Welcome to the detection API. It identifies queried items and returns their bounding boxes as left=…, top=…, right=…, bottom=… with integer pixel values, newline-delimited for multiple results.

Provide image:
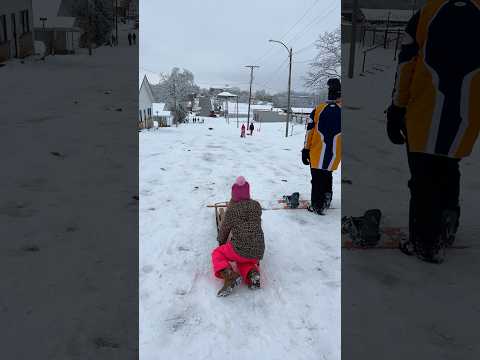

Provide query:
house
left=291, top=107, right=314, bottom=124
left=253, top=110, right=287, bottom=123
left=139, top=75, right=156, bottom=129
left=198, top=96, right=214, bottom=117
left=152, top=103, right=173, bottom=127
left=115, top=0, right=138, bottom=20
left=0, top=0, right=35, bottom=62
left=34, top=16, right=80, bottom=55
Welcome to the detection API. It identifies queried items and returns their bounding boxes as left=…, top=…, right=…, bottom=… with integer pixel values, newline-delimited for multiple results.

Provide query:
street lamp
left=269, top=39, right=293, bottom=138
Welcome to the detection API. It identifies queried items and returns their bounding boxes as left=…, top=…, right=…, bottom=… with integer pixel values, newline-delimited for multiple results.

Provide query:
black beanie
left=327, top=78, right=341, bottom=100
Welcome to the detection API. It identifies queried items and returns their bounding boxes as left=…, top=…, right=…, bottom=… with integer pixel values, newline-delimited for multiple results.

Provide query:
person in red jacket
left=241, top=124, right=246, bottom=138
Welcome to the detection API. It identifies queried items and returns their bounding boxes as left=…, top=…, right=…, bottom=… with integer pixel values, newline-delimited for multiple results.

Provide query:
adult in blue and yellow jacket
left=386, top=0, right=480, bottom=262
left=302, top=78, right=342, bottom=214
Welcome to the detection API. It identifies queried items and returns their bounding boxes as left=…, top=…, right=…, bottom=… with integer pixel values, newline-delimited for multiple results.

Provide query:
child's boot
left=217, top=268, right=242, bottom=297
left=247, top=269, right=261, bottom=290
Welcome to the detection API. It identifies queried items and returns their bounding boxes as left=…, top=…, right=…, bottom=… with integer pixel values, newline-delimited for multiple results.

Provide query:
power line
left=286, top=1, right=338, bottom=45
left=256, top=58, right=289, bottom=90
left=250, top=0, right=322, bottom=65
left=252, top=1, right=338, bottom=72
left=279, top=0, right=321, bottom=41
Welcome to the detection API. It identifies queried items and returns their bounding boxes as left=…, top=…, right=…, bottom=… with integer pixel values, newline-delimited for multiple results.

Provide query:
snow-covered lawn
left=139, top=119, right=341, bottom=360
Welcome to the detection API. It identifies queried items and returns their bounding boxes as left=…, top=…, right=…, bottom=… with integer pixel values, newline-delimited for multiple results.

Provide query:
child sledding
left=211, top=176, right=265, bottom=297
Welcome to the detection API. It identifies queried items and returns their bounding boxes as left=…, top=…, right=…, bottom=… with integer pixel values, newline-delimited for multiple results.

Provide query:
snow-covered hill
left=139, top=119, right=341, bottom=360
left=342, top=44, right=480, bottom=359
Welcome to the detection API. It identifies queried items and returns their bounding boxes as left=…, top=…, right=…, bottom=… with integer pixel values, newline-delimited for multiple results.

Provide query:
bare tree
left=304, top=27, right=341, bottom=89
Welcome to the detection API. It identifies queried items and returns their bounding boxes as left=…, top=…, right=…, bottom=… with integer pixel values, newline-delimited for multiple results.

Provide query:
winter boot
left=414, top=236, right=446, bottom=264
left=247, top=269, right=261, bottom=290
left=284, top=192, right=300, bottom=209
left=442, top=208, right=460, bottom=247
left=399, top=238, right=415, bottom=256
left=217, top=268, right=242, bottom=297
left=359, top=209, right=382, bottom=247
left=324, top=192, right=332, bottom=209
left=307, top=204, right=325, bottom=215
left=341, top=210, right=381, bottom=247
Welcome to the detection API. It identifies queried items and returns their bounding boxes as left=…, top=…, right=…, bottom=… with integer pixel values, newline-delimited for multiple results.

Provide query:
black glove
left=386, top=104, right=407, bottom=145
left=302, top=149, right=310, bottom=165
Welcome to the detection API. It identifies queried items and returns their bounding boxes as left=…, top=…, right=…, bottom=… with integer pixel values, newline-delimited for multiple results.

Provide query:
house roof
left=217, top=91, right=238, bottom=98
left=139, top=75, right=156, bottom=102
left=291, top=107, right=314, bottom=114
left=139, top=71, right=162, bottom=90
left=154, top=111, right=172, bottom=117
left=360, top=8, right=414, bottom=23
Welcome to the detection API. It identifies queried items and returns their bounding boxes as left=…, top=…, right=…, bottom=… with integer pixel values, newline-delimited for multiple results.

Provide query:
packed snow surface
left=139, top=119, right=341, bottom=360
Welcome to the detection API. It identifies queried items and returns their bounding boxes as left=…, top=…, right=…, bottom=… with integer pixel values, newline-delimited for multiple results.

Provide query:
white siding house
left=152, top=103, right=173, bottom=127
left=139, top=75, right=156, bottom=129
left=0, top=0, right=35, bottom=62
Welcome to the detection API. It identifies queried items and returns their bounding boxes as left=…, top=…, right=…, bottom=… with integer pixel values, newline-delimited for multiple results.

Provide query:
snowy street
left=1, top=22, right=138, bottom=358
left=139, top=119, right=341, bottom=360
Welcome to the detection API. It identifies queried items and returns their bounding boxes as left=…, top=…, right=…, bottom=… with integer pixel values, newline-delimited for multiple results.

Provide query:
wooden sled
left=209, top=202, right=228, bottom=233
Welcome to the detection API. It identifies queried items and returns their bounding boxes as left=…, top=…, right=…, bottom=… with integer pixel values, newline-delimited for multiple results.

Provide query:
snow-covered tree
left=73, top=0, right=113, bottom=47
left=154, top=68, right=199, bottom=124
left=304, top=27, right=341, bottom=89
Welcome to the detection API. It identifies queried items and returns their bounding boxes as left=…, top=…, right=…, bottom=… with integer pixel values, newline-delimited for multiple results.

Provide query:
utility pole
left=245, top=65, right=260, bottom=129
left=348, top=0, right=359, bottom=78
left=268, top=39, right=292, bottom=137
left=286, top=47, right=293, bottom=137
left=87, top=0, right=92, bottom=55
left=115, top=0, right=119, bottom=46
left=173, top=80, right=177, bottom=127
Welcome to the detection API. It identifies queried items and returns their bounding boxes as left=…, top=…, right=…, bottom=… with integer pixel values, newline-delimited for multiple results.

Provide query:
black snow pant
left=407, top=152, right=460, bottom=246
left=311, top=168, right=333, bottom=209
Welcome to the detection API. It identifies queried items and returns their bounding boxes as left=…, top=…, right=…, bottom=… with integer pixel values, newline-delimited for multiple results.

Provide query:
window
left=20, top=10, right=30, bottom=34
left=0, top=15, right=6, bottom=43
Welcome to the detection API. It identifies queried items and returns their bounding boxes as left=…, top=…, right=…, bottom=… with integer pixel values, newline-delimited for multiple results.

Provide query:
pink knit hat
left=231, top=176, right=250, bottom=202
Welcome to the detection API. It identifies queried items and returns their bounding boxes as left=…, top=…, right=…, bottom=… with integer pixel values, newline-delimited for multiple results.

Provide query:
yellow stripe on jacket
left=393, top=0, right=480, bottom=159
left=304, top=102, right=341, bottom=171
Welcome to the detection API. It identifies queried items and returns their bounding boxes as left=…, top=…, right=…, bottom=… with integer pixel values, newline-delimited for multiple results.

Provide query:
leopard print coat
left=217, top=199, right=265, bottom=260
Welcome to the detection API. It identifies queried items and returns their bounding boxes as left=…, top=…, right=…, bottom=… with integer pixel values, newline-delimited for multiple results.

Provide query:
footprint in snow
left=142, top=265, right=154, bottom=274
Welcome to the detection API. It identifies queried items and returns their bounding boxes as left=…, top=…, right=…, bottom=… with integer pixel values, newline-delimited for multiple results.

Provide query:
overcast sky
left=140, top=0, right=340, bottom=93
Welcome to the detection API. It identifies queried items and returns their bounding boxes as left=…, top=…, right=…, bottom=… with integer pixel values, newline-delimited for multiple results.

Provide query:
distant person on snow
left=249, top=122, right=254, bottom=135
left=386, top=1, right=480, bottom=263
left=128, top=33, right=132, bottom=46
left=302, top=78, right=342, bottom=215
left=212, top=176, right=265, bottom=297
left=241, top=124, right=246, bottom=138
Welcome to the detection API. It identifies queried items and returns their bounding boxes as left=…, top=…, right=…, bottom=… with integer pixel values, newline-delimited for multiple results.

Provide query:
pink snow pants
left=211, top=242, right=260, bottom=285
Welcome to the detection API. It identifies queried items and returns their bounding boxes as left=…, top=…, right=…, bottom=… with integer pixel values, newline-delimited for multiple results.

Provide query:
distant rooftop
left=361, top=8, right=414, bottom=22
